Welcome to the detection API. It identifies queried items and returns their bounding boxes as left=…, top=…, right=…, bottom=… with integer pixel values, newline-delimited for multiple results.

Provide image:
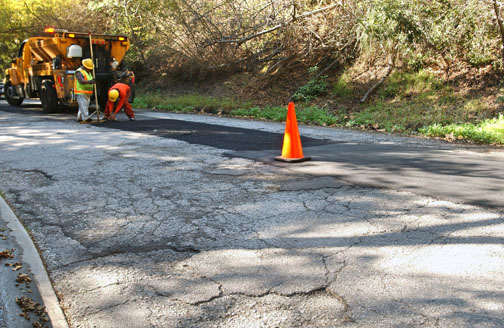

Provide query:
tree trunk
left=493, top=0, right=504, bottom=63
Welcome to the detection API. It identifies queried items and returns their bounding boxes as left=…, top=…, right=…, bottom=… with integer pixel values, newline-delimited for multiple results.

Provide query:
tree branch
left=360, top=63, right=394, bottom=104
left=493, top=0, right=504, bottom=63
left=212, top=3, right=340, bottom=46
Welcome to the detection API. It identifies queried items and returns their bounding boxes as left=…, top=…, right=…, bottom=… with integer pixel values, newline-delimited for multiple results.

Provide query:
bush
left=133, top=91, right=250, bottom=113
left=419, top=114, right=504, bottom=144
left=292, top=66, right=328, bottom=102
left=332, top=74, right=353, bottom=99
left=231, top=105, right=339, bottom=126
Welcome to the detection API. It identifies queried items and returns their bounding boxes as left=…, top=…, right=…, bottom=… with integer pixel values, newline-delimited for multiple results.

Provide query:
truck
left=3, top=28, right=134, bottom=113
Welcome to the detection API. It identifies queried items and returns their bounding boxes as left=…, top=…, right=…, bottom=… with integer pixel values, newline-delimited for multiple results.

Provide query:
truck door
left=15, top=41, right=27, bottom=84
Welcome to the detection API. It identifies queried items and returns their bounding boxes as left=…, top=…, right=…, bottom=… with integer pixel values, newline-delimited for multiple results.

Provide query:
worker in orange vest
left=104, top=83, right=135, bottom=121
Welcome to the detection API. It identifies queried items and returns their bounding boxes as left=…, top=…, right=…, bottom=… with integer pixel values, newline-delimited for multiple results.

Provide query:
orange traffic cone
left=275, top=102, right=311, bottom=163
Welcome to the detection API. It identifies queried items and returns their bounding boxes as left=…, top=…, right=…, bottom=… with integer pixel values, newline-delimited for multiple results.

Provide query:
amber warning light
left=44, top=27, right=68, bottom=34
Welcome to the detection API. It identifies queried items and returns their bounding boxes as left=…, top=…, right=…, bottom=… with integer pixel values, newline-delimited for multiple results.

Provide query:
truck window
left=17, top=40, right=27, bottom=58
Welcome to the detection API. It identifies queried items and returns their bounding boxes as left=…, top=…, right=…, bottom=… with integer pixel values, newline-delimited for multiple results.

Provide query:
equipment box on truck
left=4, top=28, right=134, bottom=112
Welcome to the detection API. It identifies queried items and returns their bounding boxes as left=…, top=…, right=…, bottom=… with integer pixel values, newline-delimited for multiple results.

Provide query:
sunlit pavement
left=0, top=100, right=503, bottom=327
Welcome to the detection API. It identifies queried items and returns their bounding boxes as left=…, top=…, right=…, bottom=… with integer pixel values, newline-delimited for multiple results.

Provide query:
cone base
left=275, top=156, right=311, bottom=163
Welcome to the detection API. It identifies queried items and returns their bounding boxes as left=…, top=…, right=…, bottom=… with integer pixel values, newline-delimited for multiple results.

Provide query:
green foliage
left=466, top=50, right=494, bottom=68
left=332, top=74, right=353, bottom=99
left=231, top=105, right=340, bottom=126
left=133, top=91, right=250, bottom=113
left=231, top=107, right=287, bottom=121
left=292, top=67, right=328, bottom=102
left=419, top=115, right=504, bottom=144
left=378, top=70, right=446, bottom=99
left=296, top=107, right=339, bottom=126
left=356, top=0, right=498, bottom=70
left=406, top=52, right=426, bottom=72
left=342, top=70, right=495, bottom=136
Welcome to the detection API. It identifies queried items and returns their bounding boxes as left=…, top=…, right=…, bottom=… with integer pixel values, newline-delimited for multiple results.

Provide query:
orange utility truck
left=3, top=28, right=134, bottom=113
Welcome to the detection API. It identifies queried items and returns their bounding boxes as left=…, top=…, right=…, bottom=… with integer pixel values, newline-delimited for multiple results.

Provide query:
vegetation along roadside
left=133, top=67, right=504, bottom=145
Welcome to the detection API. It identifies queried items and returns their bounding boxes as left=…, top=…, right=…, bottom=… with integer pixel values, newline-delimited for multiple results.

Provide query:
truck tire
left=40, top=80, right=59, bottom=113
left=4, top=81, right=24, bottom=106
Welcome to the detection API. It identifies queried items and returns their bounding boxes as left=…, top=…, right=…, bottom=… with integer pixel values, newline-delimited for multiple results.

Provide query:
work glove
left=87, top=79, right=96, bottom=84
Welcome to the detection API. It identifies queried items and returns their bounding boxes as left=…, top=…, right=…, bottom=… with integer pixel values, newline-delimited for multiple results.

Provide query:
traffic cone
left=275, top=102, right=311, bottom=163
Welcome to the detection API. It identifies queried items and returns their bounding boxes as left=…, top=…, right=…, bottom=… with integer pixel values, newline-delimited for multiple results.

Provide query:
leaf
left=16, top=273, right=32, bottom=285
left=445, top=133, right=455, bottom=142
left=12, top=262, right=23, bottom=271
left=0, top=249, right=14, bottom=259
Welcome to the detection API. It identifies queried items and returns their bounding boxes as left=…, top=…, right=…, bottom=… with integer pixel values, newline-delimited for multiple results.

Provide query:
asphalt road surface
left=102, top=108, right=504, bottom=209
left=1, top=99, right=503, bottom=328
left=3, top=100, right=504, bottom=210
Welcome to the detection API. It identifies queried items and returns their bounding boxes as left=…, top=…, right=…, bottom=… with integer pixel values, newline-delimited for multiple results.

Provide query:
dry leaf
left=17, top=273, right=32, bottom=285
left=12, top=262, right=23, bottom=271
left=0, top=249, right=14, bottom=259
left=445, top=133, right=455, bottom=142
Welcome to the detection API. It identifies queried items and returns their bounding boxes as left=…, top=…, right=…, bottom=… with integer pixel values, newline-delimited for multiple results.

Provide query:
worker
left=104, top=83, right=135, bottom=121
left=74, top=58, right=95, bottom=122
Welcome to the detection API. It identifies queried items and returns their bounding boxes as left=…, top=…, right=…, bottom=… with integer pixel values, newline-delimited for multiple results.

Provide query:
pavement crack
left=84, top=299, right=130, bottom=317
left=22, top=169, right=56, bottom=181
left=329, top=291, right=355, bottom=323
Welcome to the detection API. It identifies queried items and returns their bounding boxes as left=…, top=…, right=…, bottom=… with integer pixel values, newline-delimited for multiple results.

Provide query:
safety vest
left=74, top=68, right=93, bottom=94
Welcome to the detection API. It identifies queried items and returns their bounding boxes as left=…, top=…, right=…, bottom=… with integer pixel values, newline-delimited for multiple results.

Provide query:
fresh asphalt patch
left=97, top=117, right=504, bottom=209
left=97, top=118, right=335, bottom=151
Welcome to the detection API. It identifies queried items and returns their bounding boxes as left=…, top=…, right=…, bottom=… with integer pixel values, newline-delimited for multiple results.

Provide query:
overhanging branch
left=212, top=3, right=340, bottom=46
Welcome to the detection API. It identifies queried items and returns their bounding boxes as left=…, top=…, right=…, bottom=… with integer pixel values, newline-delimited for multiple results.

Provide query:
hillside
left=132, top=55, right=504, bottom=144
left=2, top=0, right=504, bottom=143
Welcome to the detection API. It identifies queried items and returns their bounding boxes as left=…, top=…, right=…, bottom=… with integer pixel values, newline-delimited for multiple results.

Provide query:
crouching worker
left=104, top=83, right=135, bottom=121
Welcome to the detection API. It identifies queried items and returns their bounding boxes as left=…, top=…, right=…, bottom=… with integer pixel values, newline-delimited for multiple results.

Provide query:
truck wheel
left=40, top=80, right=59, bottom=113
left=4, top=81, right=24, bottom=106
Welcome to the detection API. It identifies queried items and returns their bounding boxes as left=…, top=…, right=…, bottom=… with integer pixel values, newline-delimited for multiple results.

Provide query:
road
left=1, top=99, right=504, bottom=327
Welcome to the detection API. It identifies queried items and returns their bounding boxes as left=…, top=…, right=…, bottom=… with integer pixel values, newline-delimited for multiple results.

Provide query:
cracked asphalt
left=1, top=102, right=504, bottom=327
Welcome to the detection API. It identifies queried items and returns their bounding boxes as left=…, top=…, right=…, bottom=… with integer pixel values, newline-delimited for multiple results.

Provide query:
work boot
left=129, top=117, right=135, bottom=121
